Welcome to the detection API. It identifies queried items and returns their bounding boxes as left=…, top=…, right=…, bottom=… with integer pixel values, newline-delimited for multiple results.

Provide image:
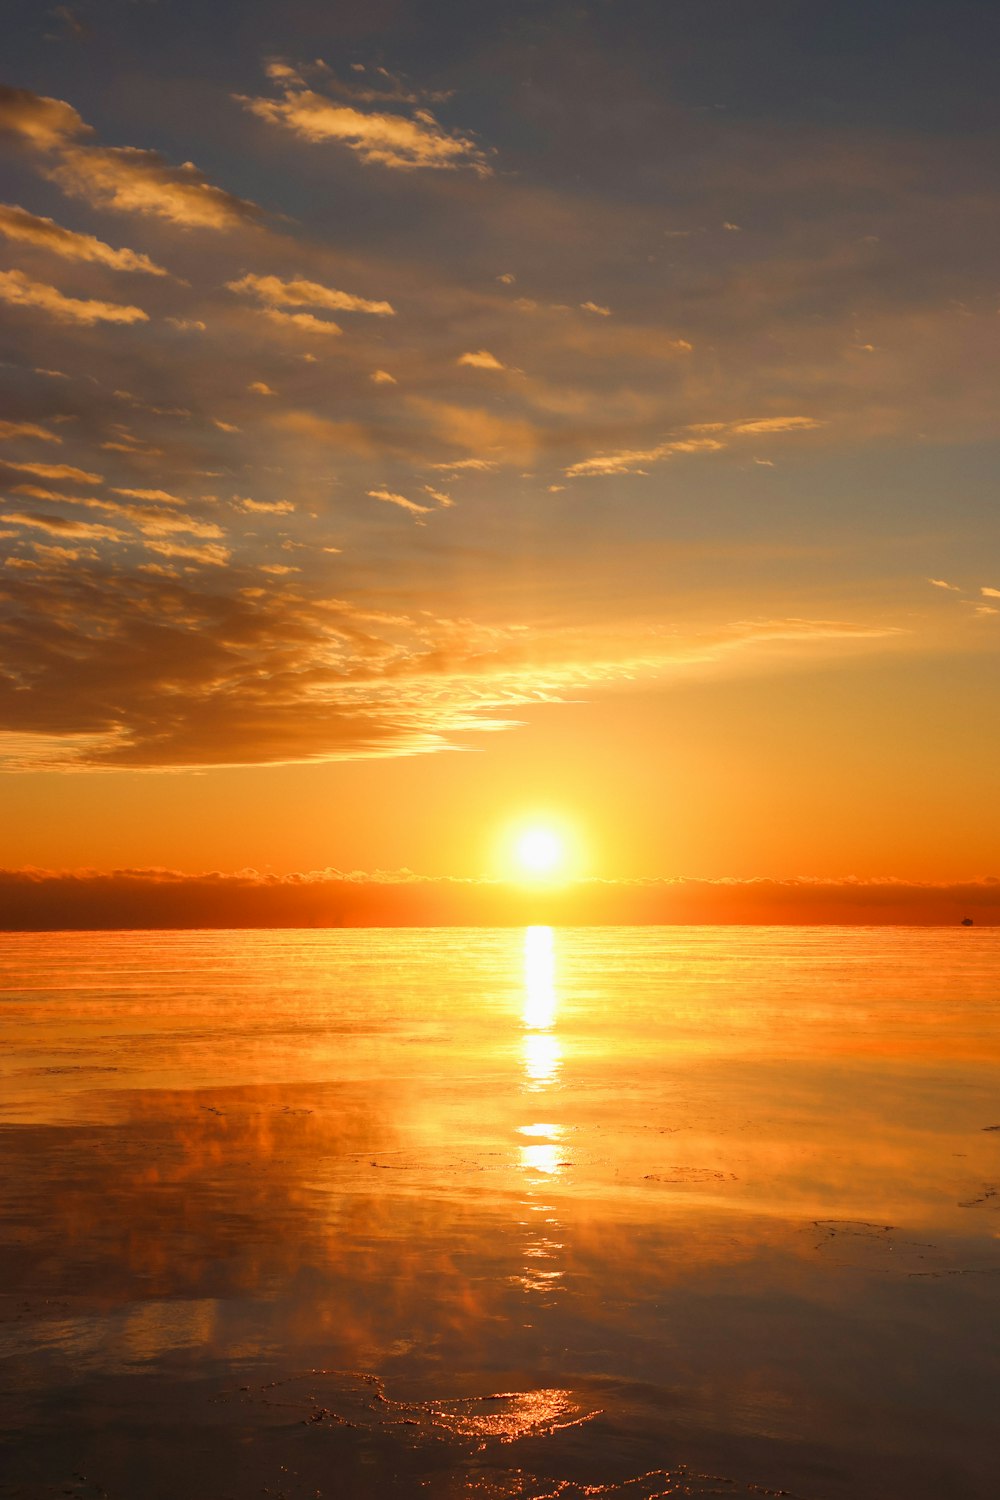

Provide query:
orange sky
left=1, top=1, right=999, bottom=914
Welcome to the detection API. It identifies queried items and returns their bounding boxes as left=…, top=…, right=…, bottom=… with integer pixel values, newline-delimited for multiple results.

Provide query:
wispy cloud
left=0, top=268, right=148, bottom=325
left=0, top=202, right=169, bottom=275
left=3, top=510, right=124, bottom=541
left=47, top=145, right=263, bottom=229
left=0, top=419, right=61, bottom=444
left=142, top=538, right=231, bottom=566
left=112, top=488, right=185, bottom=506
left=2, top=459, right=102, bottom=483
left=237, top=497, right=295, bottom=514
left=565, top=436, right=724, bottom=478
left=367, top=487, right=432, bottom=517
left=238, top=78, right=492, bottom=175
left=566, top=418, right=822, bottom=477
left=457, top=349, right=506, bottom=370
left=226, top=271, right=394, bottom=317
left=256, top=307, right=343, bottom=336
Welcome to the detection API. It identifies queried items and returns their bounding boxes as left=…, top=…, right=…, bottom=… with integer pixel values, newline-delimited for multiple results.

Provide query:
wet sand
left=1, top=926, right=999, bottom=1498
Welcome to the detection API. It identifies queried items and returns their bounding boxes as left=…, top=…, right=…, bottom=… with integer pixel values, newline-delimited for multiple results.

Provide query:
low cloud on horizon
left=1, top=867, right=996, bottom=930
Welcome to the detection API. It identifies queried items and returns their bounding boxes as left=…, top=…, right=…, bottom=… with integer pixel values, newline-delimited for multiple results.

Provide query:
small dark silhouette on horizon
left=961, top=917, right=974, bottom=926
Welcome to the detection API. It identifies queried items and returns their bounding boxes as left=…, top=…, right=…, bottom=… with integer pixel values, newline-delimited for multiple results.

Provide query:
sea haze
left=1, top=927, right=999, bottom=1499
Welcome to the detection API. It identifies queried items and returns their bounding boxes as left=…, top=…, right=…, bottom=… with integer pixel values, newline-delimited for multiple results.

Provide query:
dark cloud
left=0, top=867, right=996, bottom=929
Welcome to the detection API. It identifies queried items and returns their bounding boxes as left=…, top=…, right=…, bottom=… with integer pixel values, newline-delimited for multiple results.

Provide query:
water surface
left=1, top=927, right=999, bottom=1498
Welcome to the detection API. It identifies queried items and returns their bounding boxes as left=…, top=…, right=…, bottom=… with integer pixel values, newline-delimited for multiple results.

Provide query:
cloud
left=1, top=868, right=997, bottom=930
left=565, top=418, right=823, bottom=477
left=565, top=436, right=724, bottom=478
left=367, top=487, right=432, bottom=517
left=0, top=202, right=169, bottom=275
left=730, top=416, right=823, bottom=435
left=237, top=497, right=295, bottom=514
left=929, top=578, right=961, bottom=591
left=2, top=459, right=102, bottom=483
left=371, top=369, right=396, bottom=384
left=142, top=539, right=231, bottom=566
left=248, top=381, right=276, bottom=396
left=427, top=458, right=497, bottom=472
left=0, top=268, right=148, bottom=326
left=46, top=145, right=263, bottom=230
left=0, top=84, right=90, bottom=150
left=2, top=510, right=124, bottom=541
left=270, top=410, right=372, bottom=454
left=0, top=420, right=60, bottom=444
left=112, top=488, right=185, bottom=506
left=457, top=350, right=506, bottom=370
left=407, top=398, right=537, bottom=463
left=257, top=307, right=343, bottom=336
left=422, top=486, right=454, bottom=508
left=77, top=498, right=224, bottom=539
left=226, top=272, right=394, bottom=317
left=166, top=317, right=206, bottom=332
left=580, top=301, right=611, bottom=316
left=238, top=85, right=492, bottom=175
left=982, top=587, right=1000, bottom=599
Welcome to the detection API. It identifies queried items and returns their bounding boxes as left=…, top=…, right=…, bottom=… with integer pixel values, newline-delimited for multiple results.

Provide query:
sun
left=514, top=827, right=565, bottom=879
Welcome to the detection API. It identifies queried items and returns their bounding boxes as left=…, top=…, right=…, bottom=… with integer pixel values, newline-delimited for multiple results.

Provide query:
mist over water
left=2, top=927, right=999, bottom=1498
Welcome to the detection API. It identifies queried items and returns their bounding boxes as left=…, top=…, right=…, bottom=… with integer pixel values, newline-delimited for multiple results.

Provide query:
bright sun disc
left=516, top=828, right=564, bottom=877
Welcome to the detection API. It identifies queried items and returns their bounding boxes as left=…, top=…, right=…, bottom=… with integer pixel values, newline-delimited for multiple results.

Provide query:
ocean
left=1, top=926, right=999, bottom=1499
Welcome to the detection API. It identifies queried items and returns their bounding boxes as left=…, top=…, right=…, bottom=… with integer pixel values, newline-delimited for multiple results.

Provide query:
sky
left=1, top=0, right=999, bottom=919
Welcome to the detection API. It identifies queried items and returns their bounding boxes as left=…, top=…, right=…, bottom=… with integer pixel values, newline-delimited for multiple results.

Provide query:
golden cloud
left=3, top=511, right=124, bottom=541
left=257, top=307, right=342, bottom=336
left=270, top=410, right=373, bottom=454
left=3, top=459, right=103, bottom=483
left=367, top=487, right=432, bottom=517
left=731, top=416, right=824, bottom=435
left=227, top=271, right=394, bottom=317
left=238, top=87, right=492, bottom=175
left=565, top=436, right=723, bottom=478
left=457, top=350, right=506, bottom=370
left=112, top=488, right=185, bottom=506
left=238, top=497, right=295, bottom=514
left=565, top=417, right=823, bottom=477
left=47, top=145, right=263, bottom=229
left=0, top=420, right=60, bottom=444
left=142, top=538, right=231, bottom=566
left=407, top=398, right=537, bottom=463
left=0, top=268, right=148, bottom=325
left=0, top=202, right=169, bottom=275
left=0, top=85, right=90, bottom=150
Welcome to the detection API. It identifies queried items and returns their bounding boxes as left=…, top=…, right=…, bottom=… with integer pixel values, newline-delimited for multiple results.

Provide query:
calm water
left=1, top=927, right=999, bottom=1499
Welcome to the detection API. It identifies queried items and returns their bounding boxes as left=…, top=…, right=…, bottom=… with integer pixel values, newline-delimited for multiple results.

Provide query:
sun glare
left=516, top=828, right=564, bottom=877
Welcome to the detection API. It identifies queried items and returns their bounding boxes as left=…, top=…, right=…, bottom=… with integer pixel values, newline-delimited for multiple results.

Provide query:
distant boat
left=961, top=917, right=974, bottom=926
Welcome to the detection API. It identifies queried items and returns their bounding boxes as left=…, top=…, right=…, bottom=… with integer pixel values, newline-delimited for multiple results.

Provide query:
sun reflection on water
left=521, top=925, right=561, bottom=1090
left=515, top=927, right=568, bottom=1297
left=522, top=925, right=557, bottom=1031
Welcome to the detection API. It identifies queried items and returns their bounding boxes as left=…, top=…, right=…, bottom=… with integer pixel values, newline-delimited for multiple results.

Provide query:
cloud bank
left=0, top=868, right=996, bottom=930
